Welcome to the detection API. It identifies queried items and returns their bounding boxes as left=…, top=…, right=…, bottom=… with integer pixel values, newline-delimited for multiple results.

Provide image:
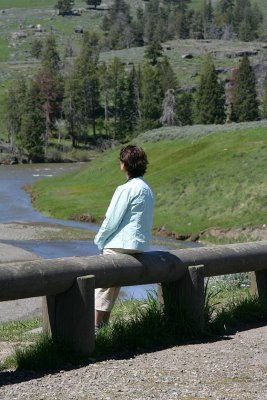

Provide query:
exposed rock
left=235, top=50, right=258, bottom=57
left=189, top=233, right=200, bottom=242
left=74, top=26, right=83, bottom=34
left=201, top=225, right=267, bottom=241
left=71, top=214, right=96, bottom=223
left=215, top=67, right=227, bottom=74
left=182, top=54, right=193, bottom=59
left=12, top=31, right=27, bottom=40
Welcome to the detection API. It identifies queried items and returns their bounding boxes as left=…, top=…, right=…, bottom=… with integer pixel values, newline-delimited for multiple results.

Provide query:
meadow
left=30, top=123, right=267, bottom=241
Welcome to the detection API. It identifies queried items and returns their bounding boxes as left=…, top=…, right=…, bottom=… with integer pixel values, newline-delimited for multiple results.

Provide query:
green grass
left=0, top=318, right=41, bottom=341
left=209, top=295, right=267, bottom=334
left=1, top=283, right=266, bottom=370
left=0, top=0, right=75, bottom=9
left=31, top=125, right=267, bottom=238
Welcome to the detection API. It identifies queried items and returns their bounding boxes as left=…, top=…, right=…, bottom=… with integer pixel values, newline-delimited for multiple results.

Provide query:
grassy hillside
left=31, top=124, right=267, bottom=240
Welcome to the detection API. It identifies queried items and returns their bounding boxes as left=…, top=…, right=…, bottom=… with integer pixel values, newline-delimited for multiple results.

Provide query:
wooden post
left=43, top=275, right=95, bottom=356
left=250, top=270, right=267, bottom=300
left=159, top=265, right=205, bottom=334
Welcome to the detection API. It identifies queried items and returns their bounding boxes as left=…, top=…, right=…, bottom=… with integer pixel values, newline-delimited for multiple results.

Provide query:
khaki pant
left=95, top=248, right=141, bottom=312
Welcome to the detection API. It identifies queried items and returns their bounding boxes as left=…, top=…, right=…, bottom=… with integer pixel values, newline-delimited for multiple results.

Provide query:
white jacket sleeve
left=94, top=186, right=130, bottom=250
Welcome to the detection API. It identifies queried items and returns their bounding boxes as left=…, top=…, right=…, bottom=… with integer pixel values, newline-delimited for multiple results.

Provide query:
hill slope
left=31, top=124, right=267, bottom=243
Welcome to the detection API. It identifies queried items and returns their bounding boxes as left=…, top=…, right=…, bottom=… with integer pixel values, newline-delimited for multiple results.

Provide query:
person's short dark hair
left=119, top=145, right=148, bottom=178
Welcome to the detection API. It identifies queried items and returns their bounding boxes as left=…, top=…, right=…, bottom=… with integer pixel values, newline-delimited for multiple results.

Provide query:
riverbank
left=30, top=127, right=267, bottom=244
left=0, top=222, right=94, bottom=241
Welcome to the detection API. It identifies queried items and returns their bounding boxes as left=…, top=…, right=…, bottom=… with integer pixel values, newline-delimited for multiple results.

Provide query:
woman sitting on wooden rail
left=94, top=145, right=154, bottom=331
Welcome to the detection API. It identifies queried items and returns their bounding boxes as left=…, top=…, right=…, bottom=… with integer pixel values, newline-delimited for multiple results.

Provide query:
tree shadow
left=2, top=321, right=266, bottom=387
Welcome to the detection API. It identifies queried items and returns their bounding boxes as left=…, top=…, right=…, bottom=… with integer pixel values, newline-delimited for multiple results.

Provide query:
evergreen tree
left=156, top=57, right=178, bottom=93
left=103, top=0, right=133, bottom=49
left=194, top=56, right=226, bottom=124
left=108, top=58, right=126, bottom=139
left=139, top=63, right=164, bottom=130
left=113, top=75, right=128, bottom=139
left=263, top=76, right=267, bottom=119
left=75, top=33, right=101, bottom=137
left=5, top=79, right=27, bottom=150
left=41, top=35, right=61, bottom=72
left=124, top=66, right=140, bottom=134
left=232, top=0, right=263, bottom=41
left=230, top=54, right=259, bottom=122
left=63, top=71, right=85, bottom=148
left=163, top=0, right=191, bottom=13
left=176, top=9, right=191, bottom=38
left=177, top=91, right=193, bottom=125
left=79, top=31, right=100, bottom=67
left=30, top=38, right=43, bottom=59
left=20, top=82, right=45, bottom=162
left=55, top=0, right=74, bottom=15
left=86, top=0, right=101, bottom=9
left=202, top=0, right=216, bottom=38
left=143, top=0, right=165, bottom=44
left=35, top=67, right=64, bottom=149
left=98, top=62, right=111, bottom=136
left=144, top=40, right=163, bottom=66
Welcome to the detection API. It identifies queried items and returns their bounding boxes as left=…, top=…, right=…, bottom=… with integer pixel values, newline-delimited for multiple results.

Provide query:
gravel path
left=1, top=228, right=266, bottom=399
left=0, top=326, right=266, bottom=400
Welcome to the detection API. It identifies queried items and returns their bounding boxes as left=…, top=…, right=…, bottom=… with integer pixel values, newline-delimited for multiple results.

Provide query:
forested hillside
left=0, top=0, right=267, bottom=163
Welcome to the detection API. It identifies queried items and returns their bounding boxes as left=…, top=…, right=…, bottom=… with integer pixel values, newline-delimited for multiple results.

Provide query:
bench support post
left=159, top=265, right=205, bottom=334
left=250, top=270, right=267, bottom=300
left=42, top=275, right=95, bottom=356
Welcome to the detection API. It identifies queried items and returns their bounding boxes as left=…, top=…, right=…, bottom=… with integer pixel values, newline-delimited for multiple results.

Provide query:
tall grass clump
left=209, top=295, right=267, bottom=335
left=95, top=290, right=203, bottom=357
left=1, top=285, right=266, bottom=370
left=10, top=334, right=85, bottom=371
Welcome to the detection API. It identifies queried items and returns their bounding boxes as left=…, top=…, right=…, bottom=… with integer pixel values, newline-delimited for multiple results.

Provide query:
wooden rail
left=0, top=241, right=267, bottom=356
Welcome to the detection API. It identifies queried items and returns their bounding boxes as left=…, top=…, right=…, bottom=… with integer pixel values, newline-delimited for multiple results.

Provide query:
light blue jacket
left=94, top=177, right=154, bottom=251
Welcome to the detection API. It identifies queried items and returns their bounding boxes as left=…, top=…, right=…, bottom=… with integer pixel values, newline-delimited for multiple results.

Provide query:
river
left=0, top=163, right=195, bottom=321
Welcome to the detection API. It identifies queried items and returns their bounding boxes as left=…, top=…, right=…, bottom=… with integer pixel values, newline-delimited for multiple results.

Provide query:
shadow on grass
left=0, top=293, right=266, bottom=385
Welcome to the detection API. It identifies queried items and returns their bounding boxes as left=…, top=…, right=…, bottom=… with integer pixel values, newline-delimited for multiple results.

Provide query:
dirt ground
left=0, top=325, right=266, bottom=400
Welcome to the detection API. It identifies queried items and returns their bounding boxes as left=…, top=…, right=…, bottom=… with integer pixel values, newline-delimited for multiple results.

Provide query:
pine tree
left=156, top=57, right=178, bottom=93
left=30, top=38, right=43, bottom=59
left=98, top=62, right=111, bottom=136
left=20, top=82, right=45, bottom=162
left=232, top=0, right=263, bottom=41
left=41, top=35, right=61, bottom=72
left=124, top=66, right=140, bottom=134
left=75, top=34, right=101, bottom=137
left=177, top=91, right=193, bottom=125
left=55, top=0, right=74, bottom=15
left=103, top=0, right=132, bottom=49
left=35, top=67, right=64, bottom=150
left=144, top=40, right=163, bottom=65
left=63, top=71, right=85, bottom=148
left=5, top=79, right=27, bottom=150
left=230, top=54, right=259, bottom=122
left=263, top=76, right=267, bottom=119
left=113, top=75, right=128, bottom=139
left=86, top=0, right=101, bottom=9
left=108, top=58, right=125, bottom=139
left=194, top=56, right=226, bottom=124
left=139, top=63, right=164, bottom=130
left=79, top=31, right=100, bottom=67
